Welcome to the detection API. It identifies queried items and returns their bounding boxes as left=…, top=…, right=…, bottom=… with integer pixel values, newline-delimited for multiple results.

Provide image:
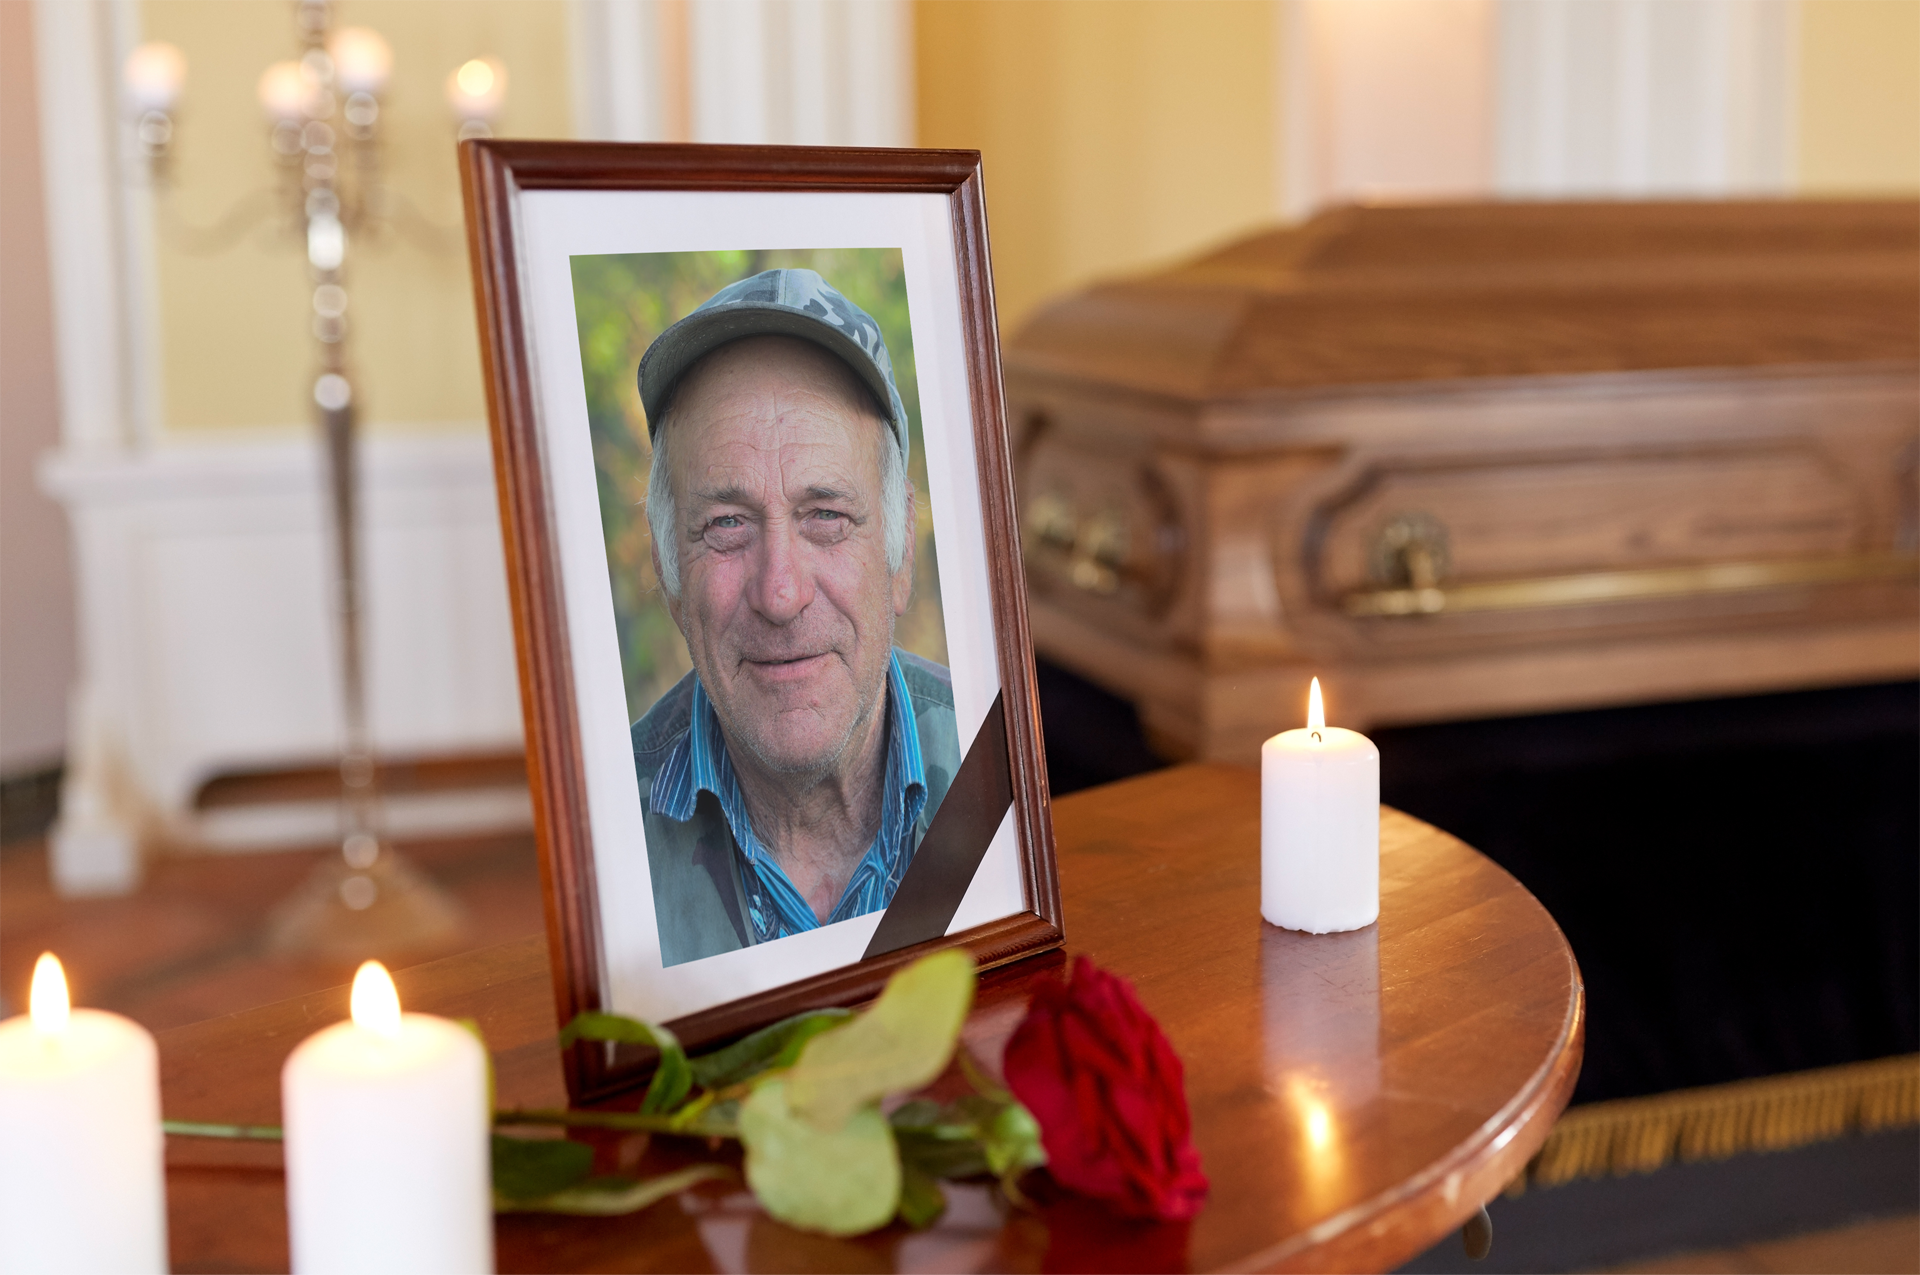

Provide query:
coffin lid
left=1005, top=200, right=1920, bottom=404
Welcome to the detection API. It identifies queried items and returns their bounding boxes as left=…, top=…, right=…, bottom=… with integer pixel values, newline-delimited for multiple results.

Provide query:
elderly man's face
left=660, top=336, right=913, bottom=777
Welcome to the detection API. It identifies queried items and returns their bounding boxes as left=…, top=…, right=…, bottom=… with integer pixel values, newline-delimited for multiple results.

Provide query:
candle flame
left=257, top=59, right=316, bottom=121
left=328, top=27, right=392, bottom=95
left=350, top=960, right=402, bottom=1040
left=447, top=57, right=507, bottom=121
left=1307, top=677, right=1325, bottom=733
left=455, top=58, right=495, bottom=98
left=30, top=952, right=69, bottom=1035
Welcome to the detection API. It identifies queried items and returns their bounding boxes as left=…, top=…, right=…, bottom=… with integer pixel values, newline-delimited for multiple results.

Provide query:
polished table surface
left=160, top=763, right=1583, bottom=1273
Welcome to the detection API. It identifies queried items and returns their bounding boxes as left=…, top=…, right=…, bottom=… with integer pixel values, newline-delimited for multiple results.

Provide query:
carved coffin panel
left=1317, top=449, right=1865, bottom=597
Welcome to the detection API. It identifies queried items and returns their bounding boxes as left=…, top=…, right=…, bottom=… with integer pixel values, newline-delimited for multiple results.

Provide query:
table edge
left=1242, top=925, right=1586, bottom=1273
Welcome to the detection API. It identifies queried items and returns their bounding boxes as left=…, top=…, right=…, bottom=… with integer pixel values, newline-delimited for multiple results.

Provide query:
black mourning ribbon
left=863, top=691, right=1013, bottom=959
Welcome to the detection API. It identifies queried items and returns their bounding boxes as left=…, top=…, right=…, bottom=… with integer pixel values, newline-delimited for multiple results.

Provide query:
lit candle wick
left=29, top=952, right=69, bottom=1036
left=1308, top=676, right=1325, bottom=744
left=350, top=961, right=403, bottom=1041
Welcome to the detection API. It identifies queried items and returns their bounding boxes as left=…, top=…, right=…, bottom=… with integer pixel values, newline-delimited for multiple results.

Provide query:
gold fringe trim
left=1513, top=1054, right=1920, bottom=1195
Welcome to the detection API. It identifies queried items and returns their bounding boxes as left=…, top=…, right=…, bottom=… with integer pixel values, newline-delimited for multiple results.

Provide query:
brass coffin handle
left=1343, top=552, right=1920, bottom=618
left=1024, top=492, right=1131, bottom=596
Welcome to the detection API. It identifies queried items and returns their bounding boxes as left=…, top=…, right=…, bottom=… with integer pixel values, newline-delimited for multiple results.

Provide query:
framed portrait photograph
left=460, top=142, right=1061, bottom=1101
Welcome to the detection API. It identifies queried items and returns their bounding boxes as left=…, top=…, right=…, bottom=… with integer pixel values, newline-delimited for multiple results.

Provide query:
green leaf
left=493, top=1164, right=732, bottom=1216
left=558, top=1012, right=693, bottom=1114
left=739, top=1079, right=901, bottom=1237
left=493, top=1101, right=743, bottom=1140
left=671, top=1096, right=741, bottom=1138
left=889, top=1094, right=1038, bottom=1180
left=491, top=1135, right=593, bottom=1201
left=897, top=1163, right=947, bottom=1229
left=161, top=1120, right=283, bottom=1141
left=494, top=1107, right=685, bottom=1136
left=894, top=1128, right=990, bottom=1181
left=688, top=1008, right=853, bottom=1090
left=982, top=1101, right=1047, bottom=1180
left=887, top=1099, right=945, bottom=1131
left=958, top=1048, right=1012, bottom=1103
left=786, top=950, right=975, bottom=1131
left=886, top=1089, right=1045, bottom=1189
left=889, top=1094, right=1004, bottom=1131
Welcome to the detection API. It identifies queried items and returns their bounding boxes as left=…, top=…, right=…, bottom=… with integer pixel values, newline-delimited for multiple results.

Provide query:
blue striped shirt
left=648, top=652, right=928, bottom=943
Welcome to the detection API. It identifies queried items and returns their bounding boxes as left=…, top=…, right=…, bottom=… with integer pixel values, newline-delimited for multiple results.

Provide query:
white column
left=786, top=0, right=834, bottom=145
left=1726, top=0, right=1798, bottom=190
left=570, top=0, right=669, bottom=142
left=1614, top=0, right=1654, bottom=193
left=573, top=0, right=912, bottom=149
left=33, top=0, right=155, bottom=894
left=844, top=0, right=912, bottom=148
left=682, top=0, right=911, bottom=148
left=33, top=0, right=142, bottom=455
left=691, top=0, right=770, bottom=144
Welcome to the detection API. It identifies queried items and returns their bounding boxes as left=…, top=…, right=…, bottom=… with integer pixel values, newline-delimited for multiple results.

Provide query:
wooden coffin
left=1005, top=200, right=1920, bottom=761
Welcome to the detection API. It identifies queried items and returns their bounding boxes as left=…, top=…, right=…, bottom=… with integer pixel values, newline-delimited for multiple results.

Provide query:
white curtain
left=1282, top=0, right=1798, bottom=215
left=1498, top=0, right=1797, bottom=196
left=571, top=0, right=913, bottom=148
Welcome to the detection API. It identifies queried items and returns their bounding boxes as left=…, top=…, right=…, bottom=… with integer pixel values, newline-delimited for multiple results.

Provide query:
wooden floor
left=1600, top=1213, right=1919, bottom=1274
left=0, top=831, right=545, bottom=1030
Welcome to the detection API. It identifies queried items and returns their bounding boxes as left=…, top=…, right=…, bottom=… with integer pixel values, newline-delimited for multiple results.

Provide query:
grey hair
left=646, top=410, right=908, bottom=599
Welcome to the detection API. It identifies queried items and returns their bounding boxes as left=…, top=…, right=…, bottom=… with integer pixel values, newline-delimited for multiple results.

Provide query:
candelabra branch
left=148, top=187, right=287, bottom=256
left=377, top=190, right=467, bottom=256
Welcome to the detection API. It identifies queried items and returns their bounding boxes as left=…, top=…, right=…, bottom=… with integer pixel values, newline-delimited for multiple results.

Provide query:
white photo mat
left=516, top=189, right=1025, bottom=1024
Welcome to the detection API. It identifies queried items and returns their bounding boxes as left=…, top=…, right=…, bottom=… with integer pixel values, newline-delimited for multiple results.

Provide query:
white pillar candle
left=0, top=953, right=167, bottom=1274
left=282, top=961, right=493, bottom=1275
left=1262, top=678, right=1380, bottom=934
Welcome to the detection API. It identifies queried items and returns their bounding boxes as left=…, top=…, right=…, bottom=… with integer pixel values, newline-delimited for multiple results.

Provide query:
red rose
left=1002, top=955, right=1209, bottom=1221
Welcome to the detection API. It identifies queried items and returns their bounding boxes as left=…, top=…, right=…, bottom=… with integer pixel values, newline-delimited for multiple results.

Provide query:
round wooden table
left=159, top=763, right=1582, bottom=1273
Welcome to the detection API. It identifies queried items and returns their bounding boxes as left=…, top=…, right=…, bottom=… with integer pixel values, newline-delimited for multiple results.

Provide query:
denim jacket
left=630, top=649, right=960, bottom=967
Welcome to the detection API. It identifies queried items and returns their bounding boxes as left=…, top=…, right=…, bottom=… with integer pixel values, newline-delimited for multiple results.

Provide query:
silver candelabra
left=126, top=0, right=507, bottom=959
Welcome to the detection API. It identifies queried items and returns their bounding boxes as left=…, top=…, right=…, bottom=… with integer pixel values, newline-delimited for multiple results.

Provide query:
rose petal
left=1002, top=957, right=1210, bottom=1223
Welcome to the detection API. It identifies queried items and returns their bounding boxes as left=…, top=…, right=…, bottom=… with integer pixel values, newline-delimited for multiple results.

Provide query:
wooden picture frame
left=459, top=141, right=1062, bottom=1104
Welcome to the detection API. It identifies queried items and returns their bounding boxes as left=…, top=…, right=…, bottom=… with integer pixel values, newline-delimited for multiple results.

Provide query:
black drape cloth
left=1375, top=680, right=1918, bottom=1104
left=1037, top=662, right=1918, bottom=1107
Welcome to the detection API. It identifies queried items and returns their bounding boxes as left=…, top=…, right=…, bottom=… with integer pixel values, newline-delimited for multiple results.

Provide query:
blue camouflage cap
left=637, top=268, right=909, bottom=462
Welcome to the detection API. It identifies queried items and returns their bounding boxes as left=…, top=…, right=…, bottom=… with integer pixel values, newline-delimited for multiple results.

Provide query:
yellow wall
left=142, top=0, right=571, bottom=434
left=1797, top=0, right=1920, bottom=193
left=917, top=0, right=1280, bottom=338
left=140, top=0, right=1916, bottom=435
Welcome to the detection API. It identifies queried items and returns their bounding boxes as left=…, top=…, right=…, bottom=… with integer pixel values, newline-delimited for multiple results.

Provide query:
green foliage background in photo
left=569, top=248, right=948, bottom=725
